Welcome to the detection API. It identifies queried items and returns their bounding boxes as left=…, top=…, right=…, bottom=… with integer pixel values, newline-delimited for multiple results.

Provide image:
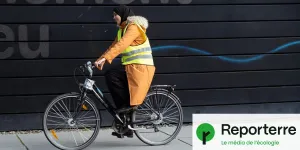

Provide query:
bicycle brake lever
left=86, top=61, right=93, bottom=77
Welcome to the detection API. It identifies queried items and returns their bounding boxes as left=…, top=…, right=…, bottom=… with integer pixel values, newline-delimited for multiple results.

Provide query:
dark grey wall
left=1, top=0, right=300, bottom=131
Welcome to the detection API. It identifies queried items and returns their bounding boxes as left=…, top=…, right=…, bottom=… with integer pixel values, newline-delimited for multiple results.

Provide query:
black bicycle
left=42, top=61, right=183, bottom=150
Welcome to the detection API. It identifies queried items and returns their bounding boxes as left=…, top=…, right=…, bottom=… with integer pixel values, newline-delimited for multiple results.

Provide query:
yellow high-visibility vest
left=117, top=22, right=154, bottom=65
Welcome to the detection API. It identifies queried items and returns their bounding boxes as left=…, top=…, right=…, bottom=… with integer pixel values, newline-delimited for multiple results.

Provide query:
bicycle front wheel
left=43, top=92, right=101, bottom=150
left=132, top=90, right=183, bottom=146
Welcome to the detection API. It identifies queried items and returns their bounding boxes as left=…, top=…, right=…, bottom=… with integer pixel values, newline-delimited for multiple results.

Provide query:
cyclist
left=94, top=5, right=156, bottom=138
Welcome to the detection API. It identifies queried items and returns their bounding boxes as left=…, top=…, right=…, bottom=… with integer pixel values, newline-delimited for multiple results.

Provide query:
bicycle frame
left=72, top=61, right=160, bottom=126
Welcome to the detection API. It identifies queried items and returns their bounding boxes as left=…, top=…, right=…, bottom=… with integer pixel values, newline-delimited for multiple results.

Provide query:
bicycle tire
left=43, top=92, right=101, bottom=150
left=132, top=90, right=183, bottom=146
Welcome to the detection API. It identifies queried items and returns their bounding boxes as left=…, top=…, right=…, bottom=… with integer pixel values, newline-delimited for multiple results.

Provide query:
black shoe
left=111, top=130, right=133, bottom=138
left=112, top=132, right=124, bottom=138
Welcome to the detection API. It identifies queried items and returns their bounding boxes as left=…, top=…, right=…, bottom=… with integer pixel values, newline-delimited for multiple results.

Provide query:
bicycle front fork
left=72, top=88, right=87, bottom=121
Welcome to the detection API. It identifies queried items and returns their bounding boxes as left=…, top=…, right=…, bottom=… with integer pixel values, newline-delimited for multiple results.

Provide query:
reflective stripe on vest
left=122, top=47, right=152, bottom=56
left=123, top=54, right=153, bottom=62
left=117, top=22, right=154, bottom=65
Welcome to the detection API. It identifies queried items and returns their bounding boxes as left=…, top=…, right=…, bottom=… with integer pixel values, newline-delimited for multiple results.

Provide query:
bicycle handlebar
left=84, top=61, right=96, bottom=78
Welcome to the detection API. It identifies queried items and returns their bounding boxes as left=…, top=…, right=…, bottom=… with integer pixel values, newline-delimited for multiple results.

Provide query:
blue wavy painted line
left=152, top=40, right=300, bottom=63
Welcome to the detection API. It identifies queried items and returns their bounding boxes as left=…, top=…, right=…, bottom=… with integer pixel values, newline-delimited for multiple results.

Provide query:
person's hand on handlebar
left=94, top=57, right=106, bottom=70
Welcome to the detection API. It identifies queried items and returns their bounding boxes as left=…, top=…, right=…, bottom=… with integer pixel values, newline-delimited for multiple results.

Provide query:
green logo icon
left=196, top=123, right=215, bottom=145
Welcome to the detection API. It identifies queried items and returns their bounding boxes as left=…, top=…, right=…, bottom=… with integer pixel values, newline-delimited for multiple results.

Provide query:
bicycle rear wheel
left=43, top=92, right=101, bottom=150
left=132, top=90, right=183, bottom=146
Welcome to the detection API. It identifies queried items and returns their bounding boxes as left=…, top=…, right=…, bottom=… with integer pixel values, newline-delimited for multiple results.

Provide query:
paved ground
left=0, top=125, right=192, bottom=150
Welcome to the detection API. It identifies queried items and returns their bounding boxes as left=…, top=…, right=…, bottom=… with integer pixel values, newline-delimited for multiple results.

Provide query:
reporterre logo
left=196, top=123, right=215, bottom=145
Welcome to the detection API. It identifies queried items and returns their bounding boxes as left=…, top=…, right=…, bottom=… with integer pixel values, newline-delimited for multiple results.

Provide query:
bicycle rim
left=43, top=93, right=101, bottom=150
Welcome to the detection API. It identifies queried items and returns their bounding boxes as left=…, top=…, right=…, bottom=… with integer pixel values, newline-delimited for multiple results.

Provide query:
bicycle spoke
left=77, top=118, right=100, bottom=122
left=145, top=97, right=153, bottom=110
left=77, top=123, right=97, bottom=127
left=76, top=106, right=92, bottom=120
left=47, top=123, right=67, bottom=126
left=76, top=122, right=95, bottom=132
left=158, top=94, right=166, bottom=112
left=137, top=105, right=151, bottom=116
left=164, top=109, right=178, bottom=118
left=162, top=103, right=176, bottom=115
left=48, top=111, right=67, bottom=120
left=161, top=99, right=171, bottom=114
left=53, top=105, right=68, bottom=120
left=164, top=116, right=179, bottom=121
left=74, top=125, right=89, bottom=143
left=57, top=101, right=69, bottom=117
left=161, top=121, right=177, bottom=127
left=76, top=124, right=92, bottom=138
left=47, top=119, right=65, bottom=124
left=49, top=109, right=66, bottom=120
left=68, top=98, right=71, bottom=113
left=73, top=98, right=76, bottom=116
left=48, top=114, right=66, bottom=120
left=70, top=128, right=78, bottom=146
left=144, top=102, right=153, bottom=111
left=162, top=100, right=174, bottom=114
left=61, top=99, right=72, bottom=118
left=135, top=113, right=151, bottom=117
left=163, top=118, right=178, bottom=124
left=78, top=115, right=96, bottom=120
left=164, top=117, right=179, bottom=124
left=164, top=115, right=179, bottom=121
left=154, top=91, right=159, bottom=111
left=136, top=110, right=151, bottom=116
left=48, top=124, right=69, bottom=131
left=164, top=106, right=178, bottom=114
